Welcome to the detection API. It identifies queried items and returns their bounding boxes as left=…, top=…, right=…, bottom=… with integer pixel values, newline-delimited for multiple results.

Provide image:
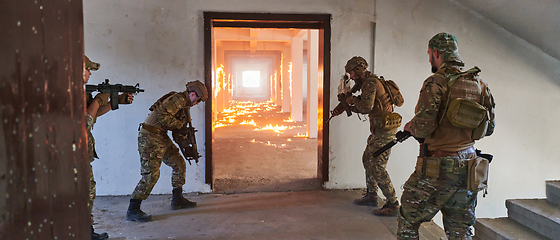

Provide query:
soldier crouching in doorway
left=126, top=80, right=208, bottom=222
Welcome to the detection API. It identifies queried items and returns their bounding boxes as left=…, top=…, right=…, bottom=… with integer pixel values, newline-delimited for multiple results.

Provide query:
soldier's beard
left=430, top=54, right=438, bottom=73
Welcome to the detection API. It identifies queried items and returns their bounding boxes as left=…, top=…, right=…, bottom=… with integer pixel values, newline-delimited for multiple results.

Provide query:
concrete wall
left=83, top=0, right=376, bottom=195
left=84, top=0, right=560, bottom=225
left=371, top=0, right=560, bottom=225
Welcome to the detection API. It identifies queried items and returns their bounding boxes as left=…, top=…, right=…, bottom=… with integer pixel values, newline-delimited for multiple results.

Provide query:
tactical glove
left=95, top=93, right=110, bottom=106
left=118, top=93, right=133, bottom=104
left=345, top=96, right=356, bottom=105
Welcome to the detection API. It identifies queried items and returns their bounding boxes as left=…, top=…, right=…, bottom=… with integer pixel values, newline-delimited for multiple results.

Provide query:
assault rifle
left=172, top=108, right=201, bottom=165
left=86, top=79, right=145, bottom=110
left=372, top=130, right=426, bottom=158
left=326, top=76, right=362, bottom=123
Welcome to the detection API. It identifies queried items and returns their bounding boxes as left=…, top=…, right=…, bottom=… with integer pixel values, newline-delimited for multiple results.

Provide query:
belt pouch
left=415, top=157, right=425, bottom=175
left=415, top=157, right=441, bottom=179
left=424, top=158, right=441, bottom=179
left=467, top=156, right=489, bottom=192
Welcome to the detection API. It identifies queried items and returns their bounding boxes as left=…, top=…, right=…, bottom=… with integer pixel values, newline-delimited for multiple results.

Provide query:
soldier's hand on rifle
left=118, top=93, right=134, bottom=104
left=403, top=122, right=412, bottom=133
left=94, top=93, right=110, bottom=106
left=176, top=126, right=189, bottom=136
left=331, top=107, right=344, bottom=116
left=346, top=96, right=357, bottom=105
left=337, top=93, right=346, bottom=102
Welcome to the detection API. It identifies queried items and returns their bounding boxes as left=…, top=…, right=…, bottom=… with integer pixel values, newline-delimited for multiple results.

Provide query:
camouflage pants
left=397, top=155, right=477, bottom=240
left=87, top=162, right=96, bottom=225
left=131, top=129, right=186, bottom=200
left=86, top=113, right=96, bottom=224
left=362, top=125, right=398, bottom=203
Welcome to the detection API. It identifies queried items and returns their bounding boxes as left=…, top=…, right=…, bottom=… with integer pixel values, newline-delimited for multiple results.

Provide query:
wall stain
left=411, top=1, right=423, bottom=24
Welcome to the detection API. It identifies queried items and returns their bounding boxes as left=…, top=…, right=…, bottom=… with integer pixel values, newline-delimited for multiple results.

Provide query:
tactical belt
left=428, top=147, right=475, bottom=157
left=140, top=123, right=166, bottom=135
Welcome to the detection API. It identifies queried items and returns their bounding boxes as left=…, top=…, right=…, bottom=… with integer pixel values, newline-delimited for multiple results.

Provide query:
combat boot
left=170, top=188, right=197, bottom=210
left=354, top=191, right=380, bottom=206
left=373, top=200, right=400, bottom=216
left=91, top=226, right=108, bottom=240
left=126, top=199, right=152, bottom=222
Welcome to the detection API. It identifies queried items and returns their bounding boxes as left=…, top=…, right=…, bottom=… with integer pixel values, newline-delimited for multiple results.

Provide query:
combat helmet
left=186, top=80, right=208, bottom=102
left=428, top=32, right=462, bottom=63
left=84, top=55, right=100, bottom=71
left=345, top=56, right=368, bottom=76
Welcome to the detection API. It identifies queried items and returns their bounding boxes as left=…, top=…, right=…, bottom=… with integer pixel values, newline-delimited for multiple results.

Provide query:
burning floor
left=213, top=101, right=320, bottom=193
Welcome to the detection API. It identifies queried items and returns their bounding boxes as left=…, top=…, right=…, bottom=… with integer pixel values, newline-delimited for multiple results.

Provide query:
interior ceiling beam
left=213, top=21, right=322, bottom=29
left=214, top=28, right=295, bottom=42
left=293, top=29, right=307, bottom=38
left=249, top=29, right=259, bottom=38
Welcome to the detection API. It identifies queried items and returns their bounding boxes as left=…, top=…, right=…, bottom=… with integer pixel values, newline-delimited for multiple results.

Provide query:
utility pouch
left=471, top=111, right=489, bottom=140
left=446, top=98, right=488, bottom=129
left=380, top=112, right=402, bottom=130
left=415, top=157, right=441, bottom=179
left=467, top=156, right=489, bottom=192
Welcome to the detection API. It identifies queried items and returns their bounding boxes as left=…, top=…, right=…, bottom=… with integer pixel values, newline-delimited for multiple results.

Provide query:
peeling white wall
left=84, top=0, right=560, bottom=226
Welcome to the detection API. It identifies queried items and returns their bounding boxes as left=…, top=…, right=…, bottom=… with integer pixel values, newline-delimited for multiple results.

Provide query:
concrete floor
left=93, top=189, right=446, bottom=240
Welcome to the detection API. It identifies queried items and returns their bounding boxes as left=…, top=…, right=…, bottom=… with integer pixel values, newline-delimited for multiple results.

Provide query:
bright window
left=242, top=71, right=260, bottom=88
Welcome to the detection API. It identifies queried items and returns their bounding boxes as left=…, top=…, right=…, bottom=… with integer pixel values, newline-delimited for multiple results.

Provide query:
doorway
left=204, top=12, right=331, bottom=192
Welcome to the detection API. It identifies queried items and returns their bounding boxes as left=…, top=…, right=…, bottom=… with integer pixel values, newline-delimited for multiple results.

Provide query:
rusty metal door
left=0, top=1, right=90, bottom=239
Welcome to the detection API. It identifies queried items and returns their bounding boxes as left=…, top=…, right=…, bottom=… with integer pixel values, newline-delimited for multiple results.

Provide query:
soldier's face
left=349, top=70, right=357, bottom=80
left=83, top=69, right=91, bottom=83
left=189, top=91, right=201, bottom=105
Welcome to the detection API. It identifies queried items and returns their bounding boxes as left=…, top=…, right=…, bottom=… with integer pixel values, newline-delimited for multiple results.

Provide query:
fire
left=215, top=100, right=308, bottom=149
left=295, top=132, right=308, bottom=138
left=214, top=122, right=229, bottom=128
left=254, top=124, right=288, bottom=133
left=240, top=119, right=256, bottom=126
left=215, top=64, right=224, bottom=98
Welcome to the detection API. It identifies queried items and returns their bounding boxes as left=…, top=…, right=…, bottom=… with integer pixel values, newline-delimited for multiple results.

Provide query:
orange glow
left=254, top=124, right=288, bottom=133
left=295, top=132, right=308, bottom=138
left=214, top=122, right=229, bottom=128
left=240, top=119, right=257, bottom=126
left=280, top=54, right=283, bottom=103
left=288, top=62, right=293, bottom=100
left=215, top=64, right=224, bottom=98
left=215, top=100, right=308, bottom=149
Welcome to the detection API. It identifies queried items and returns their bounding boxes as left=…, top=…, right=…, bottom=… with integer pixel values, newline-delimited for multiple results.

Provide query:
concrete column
left=281, top=44, right=291, bottom=112
left=306, top=30, right=319, bottom=139
left=291, top=36, right=304, bottom=121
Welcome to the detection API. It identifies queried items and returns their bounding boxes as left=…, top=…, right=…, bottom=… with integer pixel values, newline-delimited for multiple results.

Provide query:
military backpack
left=378, top=76, right=404, bottom=107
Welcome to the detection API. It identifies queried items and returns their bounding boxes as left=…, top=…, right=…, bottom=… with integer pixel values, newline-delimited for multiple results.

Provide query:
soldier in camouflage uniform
left=333, top=57, right=401, bottom=215
left=397, top=33, right=496, bottom=239
left=126, top=80, right=208, bottom=222
left=84, top=56, right=134, bottom=240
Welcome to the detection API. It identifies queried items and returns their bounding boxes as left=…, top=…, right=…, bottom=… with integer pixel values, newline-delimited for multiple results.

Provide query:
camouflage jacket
left=350, top=72, right=393, bottom=117
left=144, top=91, right=194, bottom=131
left=409, top=62, right=496, bottom=151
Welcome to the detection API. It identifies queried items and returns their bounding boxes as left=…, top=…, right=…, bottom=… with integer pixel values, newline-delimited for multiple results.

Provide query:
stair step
left=473, top=217, right=549, bottom=240
left=419, top=221, right=446, bottom=240
left=546, top=180, right=560, bottom=206
left=506, top=199, right=560, bottom=240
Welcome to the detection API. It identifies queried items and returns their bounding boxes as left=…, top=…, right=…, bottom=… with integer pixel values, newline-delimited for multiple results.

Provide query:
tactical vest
left=368, top=74, right=393, bottom=116
left=149, top=91, right=179, bottom=111
left=438, top=66, right=490, bottom=140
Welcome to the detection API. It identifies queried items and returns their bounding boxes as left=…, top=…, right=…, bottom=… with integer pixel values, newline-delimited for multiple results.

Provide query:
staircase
left=473, top=180, right=560, bottom=240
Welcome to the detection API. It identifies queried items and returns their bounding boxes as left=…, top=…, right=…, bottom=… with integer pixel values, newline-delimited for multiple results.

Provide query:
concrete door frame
left=203, top=12, right=332, bottom=189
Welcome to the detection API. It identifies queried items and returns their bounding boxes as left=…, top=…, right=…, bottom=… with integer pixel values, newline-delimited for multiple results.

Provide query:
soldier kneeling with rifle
left=126, top=80, right=208, bottom=222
